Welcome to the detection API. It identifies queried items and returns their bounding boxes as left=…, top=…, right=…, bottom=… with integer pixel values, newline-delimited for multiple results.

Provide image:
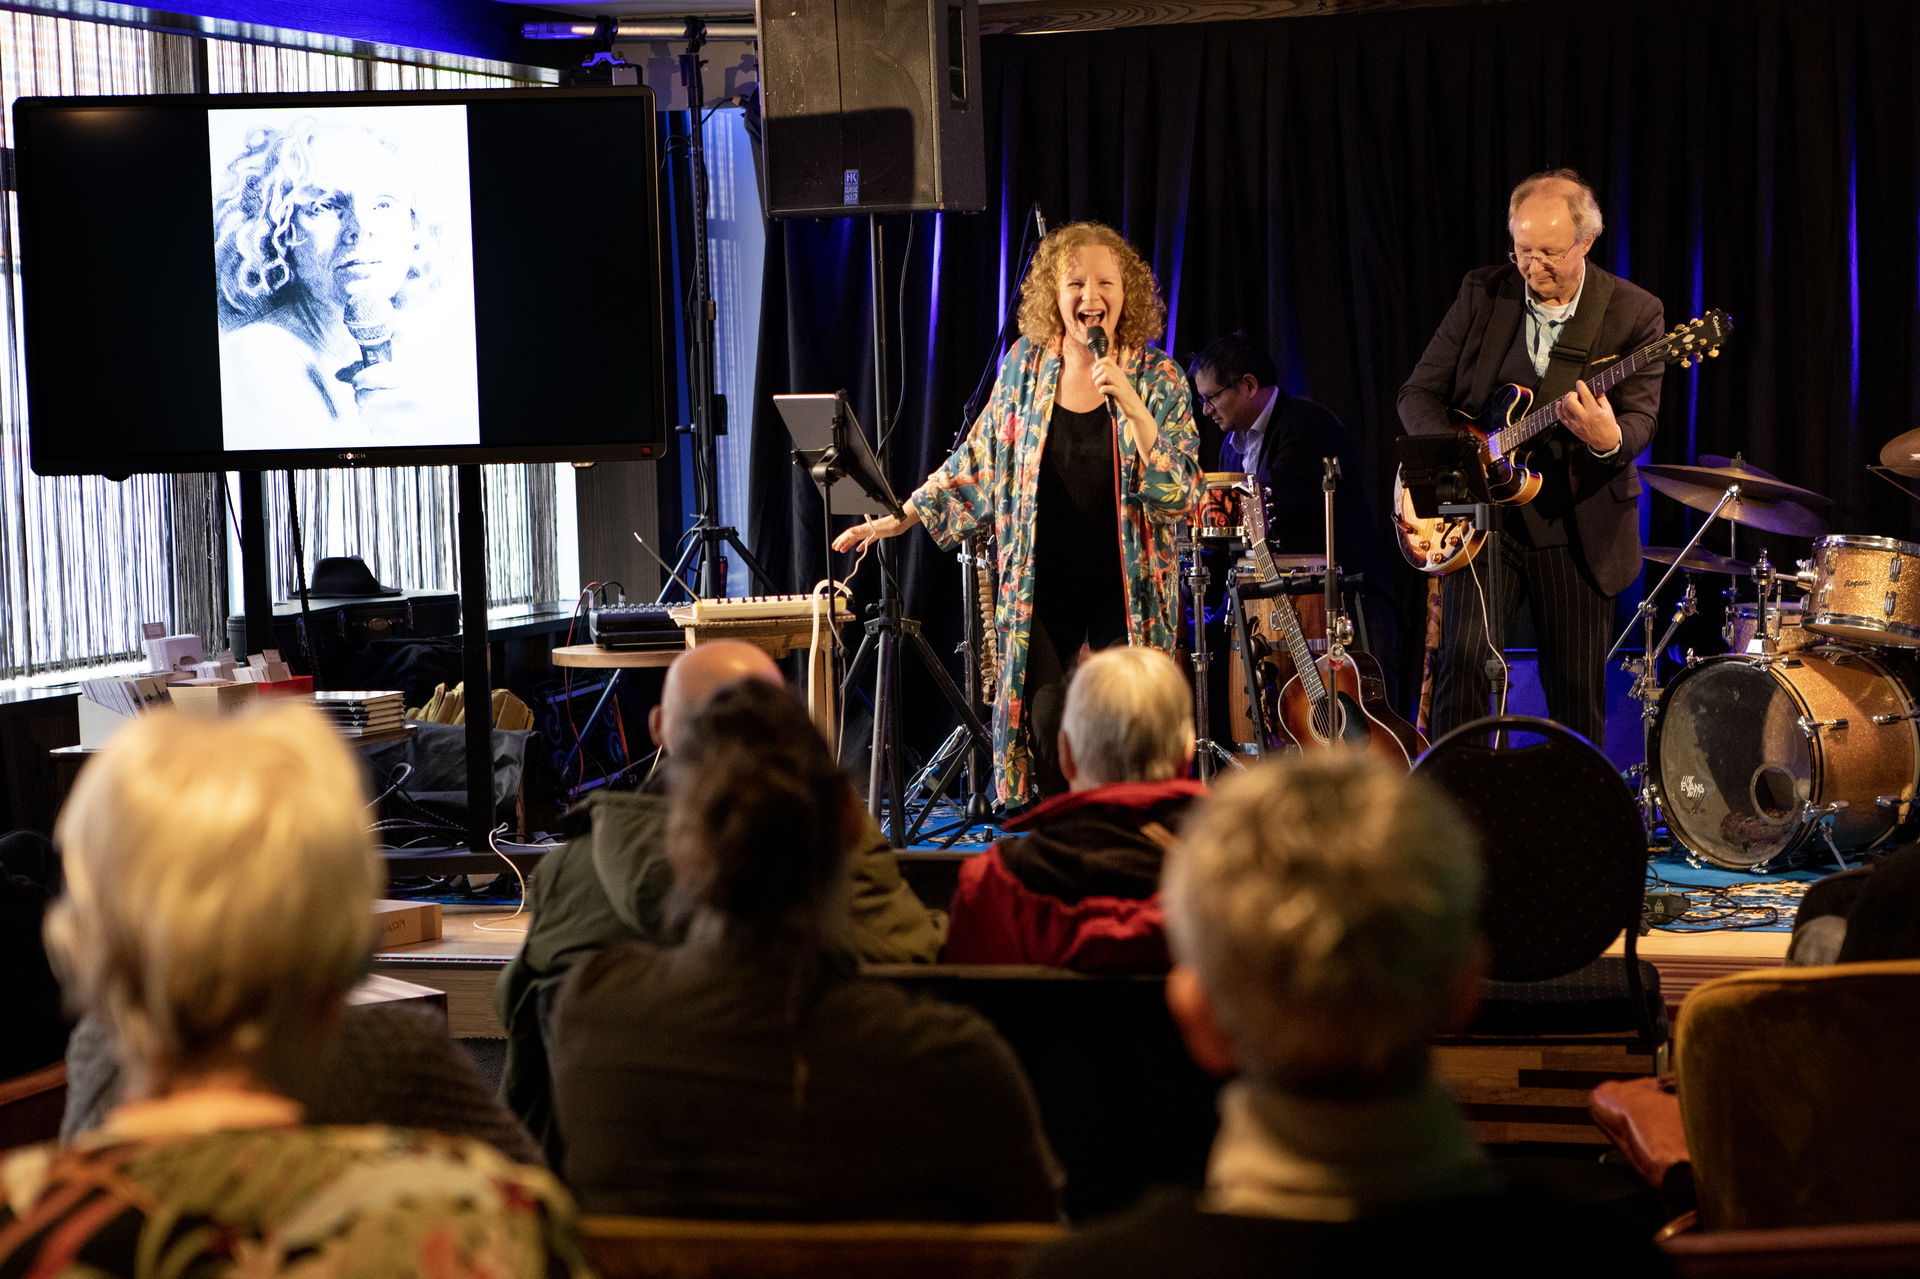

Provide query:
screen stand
left=456, top=464, right=496, bottom=860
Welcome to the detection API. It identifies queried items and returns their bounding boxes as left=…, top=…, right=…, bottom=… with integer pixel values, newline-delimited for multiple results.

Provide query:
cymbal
left=1640, top=462, right=1833, bottom=507
left=1642, top=471, right=1830, bottom=538
left=1879, top=428, right=1920, bottom=477
left=1699, top=454, right=1780, bottom=480
left=1643, top=545, right=1753, bottom=575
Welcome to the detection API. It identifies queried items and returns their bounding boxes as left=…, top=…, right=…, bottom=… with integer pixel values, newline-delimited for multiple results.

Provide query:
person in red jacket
left=944, top=645, right=1203, bottom=970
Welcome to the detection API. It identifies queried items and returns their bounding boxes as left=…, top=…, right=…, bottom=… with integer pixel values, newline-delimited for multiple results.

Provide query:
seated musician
left=496, top=638, right=942, bottom=1164
left=1189, top=333, right=1402, bottom=705
left=943, top=646, right=1203, bottom=970
left=545, top=678, right=1060, bottom=1221
left=1026, top=754, right=1665, bottom=1278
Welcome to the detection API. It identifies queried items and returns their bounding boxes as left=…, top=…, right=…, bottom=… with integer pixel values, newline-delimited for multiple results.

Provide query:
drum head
left=1654, top=658, right=1809, bottom=869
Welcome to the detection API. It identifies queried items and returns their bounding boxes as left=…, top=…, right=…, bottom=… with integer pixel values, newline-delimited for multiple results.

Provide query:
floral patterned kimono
left=910, top=336, right=1200, bottom=806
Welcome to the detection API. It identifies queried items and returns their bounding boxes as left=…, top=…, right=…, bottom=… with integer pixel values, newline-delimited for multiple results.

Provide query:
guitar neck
left=1494, top=343, right=1651, bottom=455
left=1245, top=531, right=1326, bottom=709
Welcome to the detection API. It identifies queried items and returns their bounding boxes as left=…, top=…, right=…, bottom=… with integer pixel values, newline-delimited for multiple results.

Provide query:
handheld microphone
left=343, top=297, right=395, bottom=367
left=1087, top=325, right=1108, bottom=359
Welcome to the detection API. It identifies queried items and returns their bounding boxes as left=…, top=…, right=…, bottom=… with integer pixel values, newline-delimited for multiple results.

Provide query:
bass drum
left=1651, top=648, right=1920, bottom=870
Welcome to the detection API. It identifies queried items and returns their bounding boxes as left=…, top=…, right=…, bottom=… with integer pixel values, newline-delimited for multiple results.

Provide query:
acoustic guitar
left=1394, top=309, right=1732, bottom=575
left=1239, top=484, right=1426, bottom=767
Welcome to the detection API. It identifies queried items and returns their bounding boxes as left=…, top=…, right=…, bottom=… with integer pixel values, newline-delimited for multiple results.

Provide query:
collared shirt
left=1522, top=270, right=1618, bottom=459
left=1225, top=386, right=1281, bottom=477
left=1522, top=273, right=1585, bottom=378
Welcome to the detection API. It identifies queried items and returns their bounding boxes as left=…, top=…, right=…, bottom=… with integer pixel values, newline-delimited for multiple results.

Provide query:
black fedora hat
left=301, top=556, right=401, bottom=598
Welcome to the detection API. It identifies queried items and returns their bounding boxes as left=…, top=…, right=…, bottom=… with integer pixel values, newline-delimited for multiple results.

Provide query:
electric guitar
left=1239, top=485, right=1425, bottom=766
left=1394, top=309, right=1732, bottom=575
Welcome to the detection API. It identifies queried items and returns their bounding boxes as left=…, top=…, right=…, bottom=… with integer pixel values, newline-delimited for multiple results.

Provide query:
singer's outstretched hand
left=832, top=509, right=920, bottom=554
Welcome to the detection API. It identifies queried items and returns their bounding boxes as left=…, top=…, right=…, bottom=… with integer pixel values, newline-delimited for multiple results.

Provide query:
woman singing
left=834, top=222, right=1199, bottom=806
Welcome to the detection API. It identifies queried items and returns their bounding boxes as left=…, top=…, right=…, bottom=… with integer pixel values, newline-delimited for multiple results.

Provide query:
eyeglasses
left=1194, top=382, right=1236, bottom=411
left=1508, top=245, right=1579, bottom=269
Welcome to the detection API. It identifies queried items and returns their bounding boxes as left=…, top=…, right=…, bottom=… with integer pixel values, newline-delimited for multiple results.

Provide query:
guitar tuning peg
left=1680, top=357, right=1693, bottom=368
left=1709, top=348, right=1720, bottom=357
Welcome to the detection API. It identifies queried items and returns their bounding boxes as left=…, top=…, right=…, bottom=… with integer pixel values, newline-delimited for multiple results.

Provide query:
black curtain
left=750, top=0, right=1920, bottom=763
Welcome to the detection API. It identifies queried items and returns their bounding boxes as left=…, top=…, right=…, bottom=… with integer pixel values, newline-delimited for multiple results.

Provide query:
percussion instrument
left=1651, top=646, right=1920, bottom=869
left=1643, top=545, right=1752, bottom=575
left=1191, top=472, right=1250, bottom=544
left=1728, top=599, right=1812, bottom=655
left=1640, top=468, right=1831, bottom=538
left=1804, top=534, right=1920, bottom=648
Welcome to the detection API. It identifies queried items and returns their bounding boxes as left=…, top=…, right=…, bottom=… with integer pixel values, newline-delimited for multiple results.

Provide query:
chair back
left=1415, top=716, right=1645, bottom=981
left=580, top=1216, right=1066, bottom=1279
left=1677, top=959, right=1920, bottom=1231
left=1662, top=1219, right=1920, bottom=1277
left=0, top=1061, right=68, bottom=1154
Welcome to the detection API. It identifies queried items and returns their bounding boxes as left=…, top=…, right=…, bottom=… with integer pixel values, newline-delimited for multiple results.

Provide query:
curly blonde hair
left=1016, top=221, right=1166, bottom=351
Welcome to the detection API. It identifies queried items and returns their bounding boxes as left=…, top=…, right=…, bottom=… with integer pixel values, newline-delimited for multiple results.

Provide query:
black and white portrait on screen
left=210, top=105, right=480, bottom=451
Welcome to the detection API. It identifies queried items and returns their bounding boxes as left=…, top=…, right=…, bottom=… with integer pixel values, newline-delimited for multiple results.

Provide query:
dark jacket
left=496, top=787, right=946, bottom=1161
left=547, top=919, right=1060, bottom=1221
left=1397, top=263, right=1665, bottom=597
left=943, top=779, right=1206, bottom=971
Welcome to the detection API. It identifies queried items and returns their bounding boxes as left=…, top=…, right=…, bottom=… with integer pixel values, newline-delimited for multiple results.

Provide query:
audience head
left=46, top=704, right=381, bottom=1096
left=1163, top=754, right=1484, bottom=1097
left=1059, top=646, right=1196, bottom=789
left=664, top=678, right=855, bottom=941
left=649, top=639, right=784, bottom=753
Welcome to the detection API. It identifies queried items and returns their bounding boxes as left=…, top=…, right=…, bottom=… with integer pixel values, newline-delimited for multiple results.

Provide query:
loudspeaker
left=755, top=0, right=987, bottom=217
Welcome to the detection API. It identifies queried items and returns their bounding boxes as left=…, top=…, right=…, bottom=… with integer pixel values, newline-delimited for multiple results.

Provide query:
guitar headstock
left=1236, top=482, right=1279, bottom=579
left=1659, top=309, right=1732, bottom=369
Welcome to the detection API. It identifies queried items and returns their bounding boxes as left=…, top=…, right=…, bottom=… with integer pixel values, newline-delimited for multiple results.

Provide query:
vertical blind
left=0, top=14, right=557, bottom=681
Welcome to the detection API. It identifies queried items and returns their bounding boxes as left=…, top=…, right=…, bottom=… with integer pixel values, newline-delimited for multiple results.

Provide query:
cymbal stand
left=1611, top=482, right=1741, bottom=838
left=1182, top=533, right=1238, bottom=779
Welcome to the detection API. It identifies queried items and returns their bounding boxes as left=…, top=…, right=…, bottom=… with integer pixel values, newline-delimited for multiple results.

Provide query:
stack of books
left=312, top=690, right=407, bottom=740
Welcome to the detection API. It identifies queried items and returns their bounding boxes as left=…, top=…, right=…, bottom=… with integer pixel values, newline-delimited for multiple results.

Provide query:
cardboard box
left=372, top=899, right=443, bottom=949
left=168, top=681, right=259, bottom=717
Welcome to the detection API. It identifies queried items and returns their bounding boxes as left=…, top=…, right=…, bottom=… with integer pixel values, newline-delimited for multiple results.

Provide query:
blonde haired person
left=1026, top=754, right=1663, bottom=1278
left=0, top=704, right=589, bottom=1279
left=943, top=646, right=1202, bottom=970
left=832, top=221, right=1200, bottom=807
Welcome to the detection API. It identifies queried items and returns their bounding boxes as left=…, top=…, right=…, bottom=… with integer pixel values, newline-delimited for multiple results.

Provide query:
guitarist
left=1397, top=169, right=1664, bottom=745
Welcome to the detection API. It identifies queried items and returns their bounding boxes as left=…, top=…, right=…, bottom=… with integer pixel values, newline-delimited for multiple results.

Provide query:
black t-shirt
left=1035, top=400, right=1124, bottom=631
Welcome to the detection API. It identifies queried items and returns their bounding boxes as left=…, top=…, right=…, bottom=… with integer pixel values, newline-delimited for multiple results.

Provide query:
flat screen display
left=13, top=86, right=669, bottom=475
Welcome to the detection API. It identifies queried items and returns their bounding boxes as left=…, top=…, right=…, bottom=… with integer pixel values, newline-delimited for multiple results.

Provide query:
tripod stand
left=667, top=19, right=773, bottom=601
left=836, top=216, right=991, bottom=847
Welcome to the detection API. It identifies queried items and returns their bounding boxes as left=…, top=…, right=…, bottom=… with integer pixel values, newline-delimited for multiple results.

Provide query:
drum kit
left=1626, top=445, right=1920, bottom=873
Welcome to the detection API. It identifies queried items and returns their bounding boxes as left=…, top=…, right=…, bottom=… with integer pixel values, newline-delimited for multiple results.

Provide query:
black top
left=1035, top=401, right=1124, bottom=629
left=1024, top=1182, right=1670, bottom=1278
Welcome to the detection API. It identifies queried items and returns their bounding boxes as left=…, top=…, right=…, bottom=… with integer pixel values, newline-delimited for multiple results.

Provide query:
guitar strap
left=1535, top=268, right=1615, bottom=404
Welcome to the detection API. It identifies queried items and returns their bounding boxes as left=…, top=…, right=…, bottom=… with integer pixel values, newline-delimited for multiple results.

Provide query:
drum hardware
left=1181, top=522, right=1243, bottom=781
left=1874, top=709, right=1920, bottom=725
left=1797, top=714, right=1849, bottom=732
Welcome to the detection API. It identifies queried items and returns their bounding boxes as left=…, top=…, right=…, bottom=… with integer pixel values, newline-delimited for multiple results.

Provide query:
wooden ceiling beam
left=980, top=0, right=1527, bottom=37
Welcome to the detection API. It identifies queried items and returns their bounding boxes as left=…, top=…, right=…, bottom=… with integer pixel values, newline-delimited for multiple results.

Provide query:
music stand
left=1395, top=433, right=1493, bottom=522
left=777, top=393, right=991, bottom=846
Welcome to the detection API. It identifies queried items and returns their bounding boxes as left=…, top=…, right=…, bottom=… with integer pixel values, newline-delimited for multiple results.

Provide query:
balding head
left=649, top=640, right=783, bottom=753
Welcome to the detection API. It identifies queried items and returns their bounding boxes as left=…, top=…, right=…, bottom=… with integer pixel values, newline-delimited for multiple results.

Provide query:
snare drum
left=1651, top=647, right=1920, bottom=869
left=1192, top=473, right=1250, bottom=544
left=1806, top=534, right=1920, bottom=647
left=1728, top=599, right=1812, bottom=654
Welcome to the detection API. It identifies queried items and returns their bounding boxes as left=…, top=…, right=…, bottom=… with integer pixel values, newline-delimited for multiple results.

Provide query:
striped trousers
left=1430, top=528, right=1615, bottom=746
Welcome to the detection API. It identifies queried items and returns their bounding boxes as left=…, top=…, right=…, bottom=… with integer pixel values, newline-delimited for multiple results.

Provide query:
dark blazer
left=1396, top=263, right=1664, bottom=597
